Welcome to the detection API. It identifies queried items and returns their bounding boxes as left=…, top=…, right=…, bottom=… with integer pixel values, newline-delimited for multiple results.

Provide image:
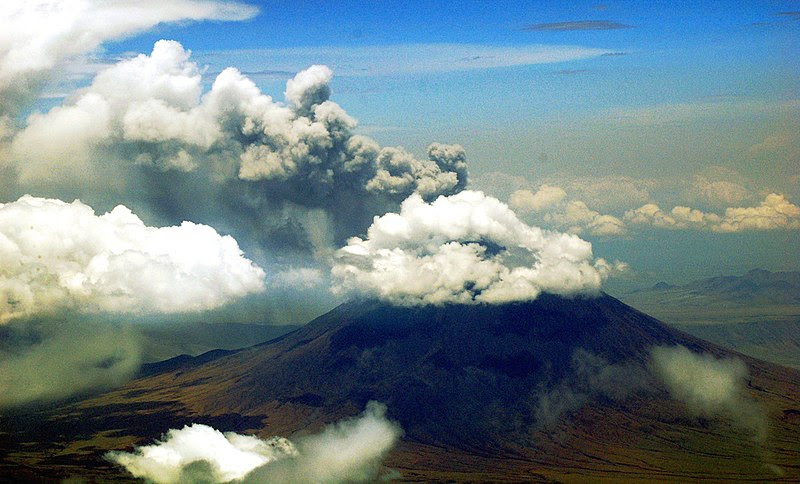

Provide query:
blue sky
left=8, top=0, right=800, bottom=290
left=98, top=0, right=796, bottom=158
left=118, top=0, right=799, bottom=286
left=4, top=0, right=800, bottom=415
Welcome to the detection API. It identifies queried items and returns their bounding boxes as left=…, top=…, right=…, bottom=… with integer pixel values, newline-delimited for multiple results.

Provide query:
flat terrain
left=674, top=319, right=800, bottom=370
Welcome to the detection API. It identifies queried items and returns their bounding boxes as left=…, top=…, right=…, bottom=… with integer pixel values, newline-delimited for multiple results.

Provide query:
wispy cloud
left=751, top=11, right=800, bottom=27
left=777, top=11, right=800, bottom=20
left=555, top=68, right=592, bottom=75
left=651, top=346, right=767, bottom=441
left=523, top=20, right=634, bottom=31
left=602, top=99, right=800, bottom=126
left=195, top=43, right=612, bottom=77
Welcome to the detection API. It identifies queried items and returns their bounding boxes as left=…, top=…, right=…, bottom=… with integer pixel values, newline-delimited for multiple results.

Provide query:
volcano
left=3, top=294, right=800, bottom=481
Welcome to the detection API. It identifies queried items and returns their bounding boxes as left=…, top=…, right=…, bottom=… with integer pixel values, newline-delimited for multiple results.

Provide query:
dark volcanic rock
left=4, top=293, right=800, bottom=481
left=212, top=294, right=681, bottom=445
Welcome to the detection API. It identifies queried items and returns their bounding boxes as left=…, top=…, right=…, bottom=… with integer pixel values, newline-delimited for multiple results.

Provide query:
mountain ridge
left=628, top=269, right=800, bottom=303
left=2, top=293, right=800, bottom=481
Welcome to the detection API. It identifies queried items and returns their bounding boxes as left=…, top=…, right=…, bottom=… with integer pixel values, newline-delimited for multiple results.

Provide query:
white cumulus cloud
left=108, top=401, right=401, bottom=484
left=0, top=0, right=257, bottom=114
left=510, top=186, right=626, bottom=236
left=509, top=185, right=566, bottom=213
left=690, top=175, right=750, bottom=206
left=0, top=195, right=265, bottom=323
left=545, top=200, right=627, bottom=236
left=716, top=193, right=800, bottom=232
left=109, top=425, right=297, bottom=483
left=332, top=190, right=623, bottom=305
left=624, top=193, right=800, bottom=232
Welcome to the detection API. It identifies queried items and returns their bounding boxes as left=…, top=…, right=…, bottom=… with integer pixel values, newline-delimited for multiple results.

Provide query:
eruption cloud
left=0, top=33, right=630, bottom=410
left=9, top=40, right=469, bottom=260
left=332, top=190, right=625, bottom=305
left=108, top=401, right=401, bottom=484
left=0, top=38, right=473, bottom=406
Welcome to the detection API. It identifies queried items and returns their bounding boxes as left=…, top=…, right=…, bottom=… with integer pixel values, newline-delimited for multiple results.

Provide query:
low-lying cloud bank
left=0, top=195, right=265, bottom=323
left=0, top=318, right=141, bottom=407
left=332, top=190, right=625, bottom=305
left=625, top=193, right=800, bottom=232
left=509, top=183, right=800, bottom=236
left=650, top=345, right=767, bottom=441
left=107, top=401, right=401, bottom=483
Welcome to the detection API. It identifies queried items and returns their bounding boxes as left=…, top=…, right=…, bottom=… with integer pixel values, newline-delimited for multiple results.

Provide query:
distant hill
left=137, top=321, right=301, bottom=363
left=2, top=294, right=799, bottom=481
left=629, top=269, right=800, bottom=304
left=618, top=269, right=800, bottom=369
left=619, top=269, right=800, bottom=325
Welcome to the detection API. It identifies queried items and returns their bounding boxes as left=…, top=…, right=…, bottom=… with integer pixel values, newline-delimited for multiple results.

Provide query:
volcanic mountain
left=3, top=294, right=800, bottom=481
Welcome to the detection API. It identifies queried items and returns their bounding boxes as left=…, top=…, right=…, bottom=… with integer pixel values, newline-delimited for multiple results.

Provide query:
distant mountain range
left=618, top=269, right=800, bottom=370
left=619, top=269, right=800, bottom=325
left=2, top=294, right=799, bottom=481
left=137, top=321, right=300, bottom=363
left=629, top=269, right=800, bottom=304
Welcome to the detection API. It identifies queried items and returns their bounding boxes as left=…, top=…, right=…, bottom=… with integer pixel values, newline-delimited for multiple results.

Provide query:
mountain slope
left=136, top=321, right=302, bottom=363
left=2, top=294, right=800, bottom=481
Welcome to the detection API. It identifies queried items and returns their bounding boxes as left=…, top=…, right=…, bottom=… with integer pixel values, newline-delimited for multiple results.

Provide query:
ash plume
left=8, top=40, right=469, bottom=263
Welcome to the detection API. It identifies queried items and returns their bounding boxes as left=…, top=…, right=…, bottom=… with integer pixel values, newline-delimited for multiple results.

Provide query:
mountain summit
left=3, top=294, right=800, bottom=481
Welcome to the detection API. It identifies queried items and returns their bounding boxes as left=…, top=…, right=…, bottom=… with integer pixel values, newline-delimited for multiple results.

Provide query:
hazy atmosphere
left=2, top=1, right=798, bottom=298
